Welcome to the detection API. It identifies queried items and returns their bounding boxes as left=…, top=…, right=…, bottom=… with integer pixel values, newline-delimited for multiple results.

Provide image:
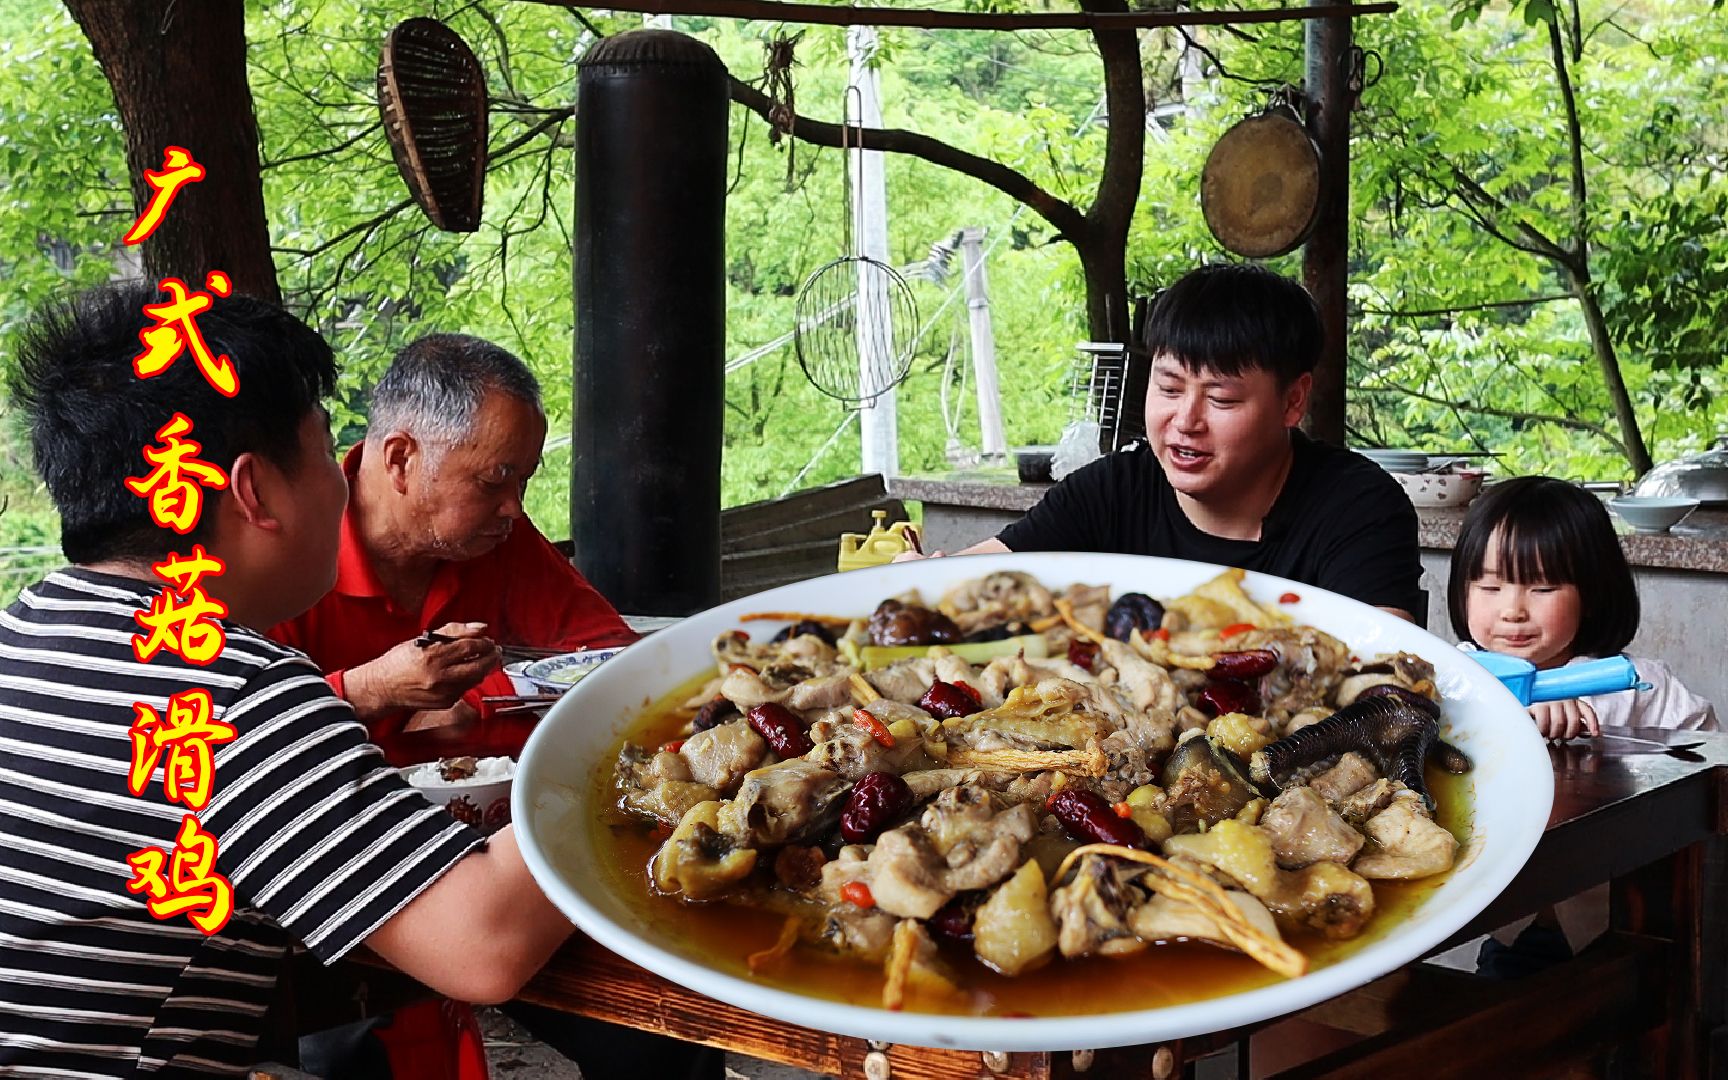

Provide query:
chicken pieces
left=617, top=569, right=1469, bottom=998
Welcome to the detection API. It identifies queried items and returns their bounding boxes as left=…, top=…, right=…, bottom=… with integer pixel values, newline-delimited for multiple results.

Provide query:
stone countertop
left=1415, top=505, right=1728, bottom=573
left=890, top=473, right=1728, bottom=575
left=891, top=472, right=1049, bottom=512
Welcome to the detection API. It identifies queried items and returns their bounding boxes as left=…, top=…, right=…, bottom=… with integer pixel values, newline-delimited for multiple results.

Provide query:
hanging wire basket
left=792, top=87, right=919, bottom=405
left=794, top=257, right=918, bottom=405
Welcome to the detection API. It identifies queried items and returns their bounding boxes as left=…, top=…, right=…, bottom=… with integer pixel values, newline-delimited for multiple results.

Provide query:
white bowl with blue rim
left=522, top=648, right=627, bottom=694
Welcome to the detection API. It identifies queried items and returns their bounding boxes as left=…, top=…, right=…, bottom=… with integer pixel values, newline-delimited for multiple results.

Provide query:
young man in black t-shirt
left=930, top=264, right=1424, bottom=623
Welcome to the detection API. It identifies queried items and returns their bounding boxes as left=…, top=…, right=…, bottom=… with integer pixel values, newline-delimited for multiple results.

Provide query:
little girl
left=1449, top=475, right=1717, bottom=738
left=1446, top=476, right=1717, bottom=979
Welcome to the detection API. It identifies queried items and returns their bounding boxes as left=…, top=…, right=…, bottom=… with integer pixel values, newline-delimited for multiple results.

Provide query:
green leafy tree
left=1343, top=0, right=1728, bottom=476
left=3, top=0, right=1725, bottom=587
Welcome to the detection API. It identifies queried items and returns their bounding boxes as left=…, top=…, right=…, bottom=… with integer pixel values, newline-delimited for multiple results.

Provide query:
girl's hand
left=1529, top=698, right=1601, bottom=741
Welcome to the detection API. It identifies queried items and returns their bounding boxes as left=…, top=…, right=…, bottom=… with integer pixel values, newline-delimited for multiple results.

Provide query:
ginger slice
left=848, top=672, right=883, bottom=705
left=1136, top=633, right=1218, bottom=671
left=1053, top=598, right=1107, bottom=645
left=882, top=920, right=918, bottom=1011
left=947, top=743, right=1108, bottom=777
left=747, top=914, right=803, bottom=973
left=738, top=611, right=856, bottom=625
left=1051, top=843, right=1307, bottom=979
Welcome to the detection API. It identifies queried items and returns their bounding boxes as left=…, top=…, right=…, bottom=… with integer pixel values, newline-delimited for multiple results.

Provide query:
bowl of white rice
left=400, top=755, right=516, bottom=834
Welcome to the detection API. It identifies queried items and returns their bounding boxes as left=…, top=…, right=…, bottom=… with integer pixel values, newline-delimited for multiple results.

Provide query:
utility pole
left=848, top=25, right=899, bottom=478
left=957, top=227, right=1006, bottom=462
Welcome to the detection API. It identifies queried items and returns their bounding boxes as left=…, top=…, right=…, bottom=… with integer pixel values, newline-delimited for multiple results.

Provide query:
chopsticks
left=499, top=644, right=567, bottom=662
left=491, top=702, right=550, bottom=717
left=480, top=694, right=562, bottom=705
left=413, top=632, right=566, bottom=663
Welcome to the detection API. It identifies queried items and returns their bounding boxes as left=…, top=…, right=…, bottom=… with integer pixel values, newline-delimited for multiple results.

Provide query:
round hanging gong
left=1200, top=109, right=1322, bottom=259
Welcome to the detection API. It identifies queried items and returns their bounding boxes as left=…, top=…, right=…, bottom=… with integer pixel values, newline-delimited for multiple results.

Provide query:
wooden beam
left=524, top=0, right=1397, bottom=32
left=1301, top=1, right=1353, bottom=445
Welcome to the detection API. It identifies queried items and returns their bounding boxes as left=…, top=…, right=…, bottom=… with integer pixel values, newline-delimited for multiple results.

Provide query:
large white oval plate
left=514, top=553, right=1552, bottom=1051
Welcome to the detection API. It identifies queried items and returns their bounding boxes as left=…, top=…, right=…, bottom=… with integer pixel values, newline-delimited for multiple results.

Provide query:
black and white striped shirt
left=0, top=569, right=484, bottom=1076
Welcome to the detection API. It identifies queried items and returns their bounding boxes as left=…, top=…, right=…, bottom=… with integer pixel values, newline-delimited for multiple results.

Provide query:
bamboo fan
left=377, top=18, right=489, bottom=232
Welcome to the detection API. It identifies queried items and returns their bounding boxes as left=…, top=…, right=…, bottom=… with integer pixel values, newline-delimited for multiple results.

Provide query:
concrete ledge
left=894, top=474, right=1728, bottom=576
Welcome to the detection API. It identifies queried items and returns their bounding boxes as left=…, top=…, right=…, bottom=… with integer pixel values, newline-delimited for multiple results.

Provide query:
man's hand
left=1529, top=698, right=1601, bottom=741
left=393, top=700, right=484, bottom=760
left=344, top=622, right=501, bottom=721
left=400, top=700, right=481, bottom=738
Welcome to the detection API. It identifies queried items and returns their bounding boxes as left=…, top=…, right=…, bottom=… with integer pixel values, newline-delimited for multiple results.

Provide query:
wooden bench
left=718, top=474, right=905, bottom=601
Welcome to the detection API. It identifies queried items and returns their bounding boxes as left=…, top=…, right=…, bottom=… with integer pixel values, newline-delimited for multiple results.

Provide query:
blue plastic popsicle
left=1468, top=651, right=1647, bottom=706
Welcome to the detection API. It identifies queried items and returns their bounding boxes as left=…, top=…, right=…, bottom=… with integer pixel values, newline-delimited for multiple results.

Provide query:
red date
left=917, top=680, right=983, bottom=720
left=1046, top=788, right=1148, bottom=849
left=745, top=702, right=814, bottom=758
left=1066, top=638, right=1100, bottom=671
left=840, top=771, right=916, bottom=844
left=1208, top=649, right=1278, bottom=681
left=1195, top=680, right=1262, bottom=718
left=927, top=896, right=977, bottom=943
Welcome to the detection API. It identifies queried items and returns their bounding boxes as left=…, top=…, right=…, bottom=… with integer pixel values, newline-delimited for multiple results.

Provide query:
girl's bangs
left=1493, top=518, right=1578, bottom=586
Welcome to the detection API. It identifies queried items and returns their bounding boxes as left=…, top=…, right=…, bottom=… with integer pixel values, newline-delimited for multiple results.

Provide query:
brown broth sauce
left=582, top=673, right=1475, bottom=1017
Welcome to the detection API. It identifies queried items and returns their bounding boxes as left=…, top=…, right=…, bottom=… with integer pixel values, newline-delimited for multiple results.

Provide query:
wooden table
left=309, top=729, right=1728, bottom=1079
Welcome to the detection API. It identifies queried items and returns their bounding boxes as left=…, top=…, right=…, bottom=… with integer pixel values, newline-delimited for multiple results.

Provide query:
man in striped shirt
left=0, top=285, right=575, bottom=1075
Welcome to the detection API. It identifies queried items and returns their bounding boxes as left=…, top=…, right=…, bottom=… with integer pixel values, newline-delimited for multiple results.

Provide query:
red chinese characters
left=125, top=815, right=234, bottom=935
left=128, top=688, right=236, bottom=812
left=134, top=272, right=239, bottom=397
left=122, top=146, right=206, bottom=245
left=124, top=414, right=229, bottom=534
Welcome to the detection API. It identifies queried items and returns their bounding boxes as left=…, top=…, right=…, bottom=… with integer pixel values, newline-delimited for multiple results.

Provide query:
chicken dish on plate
left=605, top=567, right=1471, bottom=1014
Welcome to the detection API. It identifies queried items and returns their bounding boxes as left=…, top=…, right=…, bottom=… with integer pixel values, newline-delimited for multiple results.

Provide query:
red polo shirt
left=269, top=448, right=635, bottom=766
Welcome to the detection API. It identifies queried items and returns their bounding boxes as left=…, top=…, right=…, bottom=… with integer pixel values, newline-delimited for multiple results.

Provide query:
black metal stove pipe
left=571, top=31, right=727, bottom=615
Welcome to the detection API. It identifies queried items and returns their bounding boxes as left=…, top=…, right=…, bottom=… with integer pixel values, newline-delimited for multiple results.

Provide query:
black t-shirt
left=997, top=431, right=1426, bottom=622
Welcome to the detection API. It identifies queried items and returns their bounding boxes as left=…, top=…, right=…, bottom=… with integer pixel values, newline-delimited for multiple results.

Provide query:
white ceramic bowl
left=1393, top=469, right=1485, bottom=509
left=504, top=660, right=540, bottom=697
left=514, top=553, right=1551, bottom=1051
left=522, top=647, right=626, bottom=694
left=1608, top=495, right=1699, bottom=534
left=402, top=756, right=515, bottom=834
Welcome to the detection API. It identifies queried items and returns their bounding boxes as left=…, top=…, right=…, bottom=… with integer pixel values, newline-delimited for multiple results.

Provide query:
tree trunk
left=1301, top=8, right=1352, bottom=446
left=1079, top=234, right=1143, bottom=449
left=1566, top=267, right=1652, bottom=476
left=1081, top=0, right=1143, bottom=345
left=1079, top=235, right=1128, bottom=344
left=65, top=0, right=279, bottom=302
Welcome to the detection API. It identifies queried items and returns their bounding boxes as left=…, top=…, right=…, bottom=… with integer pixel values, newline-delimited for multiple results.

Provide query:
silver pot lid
left=1632, top=426, right=1728, bottom=505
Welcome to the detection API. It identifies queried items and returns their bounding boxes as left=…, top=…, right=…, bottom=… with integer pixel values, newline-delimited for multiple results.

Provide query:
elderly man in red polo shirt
left=270, top=333, right=636, bottom=766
